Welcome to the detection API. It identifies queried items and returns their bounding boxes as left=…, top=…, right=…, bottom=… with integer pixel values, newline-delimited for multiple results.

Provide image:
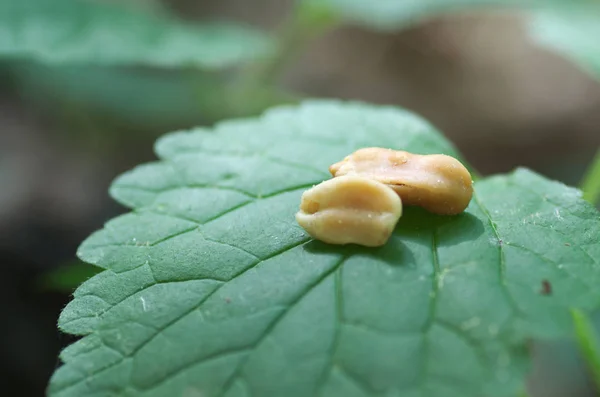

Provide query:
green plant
left=47, top=99, right=600, bottom=397
left=3, top=0, right=600, bottom=396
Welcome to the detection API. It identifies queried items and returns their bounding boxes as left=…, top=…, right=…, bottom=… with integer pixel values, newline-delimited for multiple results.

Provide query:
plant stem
left=580, top=148, right=600, bottom=205
left=241, top=3, right=338, bottom=89
left=571, top=308, right=600, bottom=391
left=224, top=2, right=338, bottom=118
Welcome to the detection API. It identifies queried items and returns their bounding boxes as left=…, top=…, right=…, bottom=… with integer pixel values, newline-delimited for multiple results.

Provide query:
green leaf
left=581, top=149, right=600, bottom=206
left=8, top=62, right=302, bottom=131
left=0, top=0, right=272, bottom=68
left=302, top=0, right=585, bottom=31
left=9, top=62, right=215, bottom=129
left=38, top=261, right=103, bottom=292
left=571, top=308, right=600, bottom=390
left=49, top=101, right=600, bottom=397
left=529, top=8, right=600, bottom=81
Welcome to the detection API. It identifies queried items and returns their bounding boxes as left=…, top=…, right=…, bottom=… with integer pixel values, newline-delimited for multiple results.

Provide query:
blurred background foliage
left=0, top=0, right=599, bottom=396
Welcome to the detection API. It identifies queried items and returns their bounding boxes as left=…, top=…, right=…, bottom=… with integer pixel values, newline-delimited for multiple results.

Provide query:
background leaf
left=38, top=261, right=102, bottom=293
left=7, top=62, right=215, bottom=130
left=0, top=0, right=273, bottom=68
left=49, top=101, right=600, bottom=397
left=528, top=8, right=600, bottom=81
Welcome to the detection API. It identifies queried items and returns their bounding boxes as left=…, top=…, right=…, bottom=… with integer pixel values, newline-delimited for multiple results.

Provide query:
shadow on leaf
left=396, top=206, right=485, bottom=247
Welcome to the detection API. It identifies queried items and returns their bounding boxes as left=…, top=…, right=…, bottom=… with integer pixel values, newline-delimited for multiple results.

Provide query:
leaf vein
left=54, top=242, right=311, bottom=394
left=172, top=148, right=330, bottom=178
left=315, top=265, right=345, bottom=396
left=472, top=192, right=523, bottom=317
left=219, top=255, right=349, bottom=396
left=505, top=242, right=598, bottom=291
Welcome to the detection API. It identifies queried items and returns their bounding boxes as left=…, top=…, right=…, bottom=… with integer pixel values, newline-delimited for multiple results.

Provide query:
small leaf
left=0, top=0, right=273, bottom=68
left=38, top=261, right=102, bottom=292
left=571, top=308, right=600, bottom=389
left=529, top=8, right=600, bottom=81
left=49, top=101, right=600, bottom=397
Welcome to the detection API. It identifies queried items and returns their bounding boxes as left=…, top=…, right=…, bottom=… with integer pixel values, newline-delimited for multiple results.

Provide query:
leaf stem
left=240, top=3, right=338, bottom=89
left=223, top=2, right=338, bottom=118
left=571, top=308, right=600, bottom=391
left=580, top=148, right=600, bottom=205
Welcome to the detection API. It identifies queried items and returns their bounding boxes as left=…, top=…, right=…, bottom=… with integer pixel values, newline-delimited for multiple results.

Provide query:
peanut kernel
left=329, top=147, right=473, bottom=215
left=296, top=175, right=402, bottom=247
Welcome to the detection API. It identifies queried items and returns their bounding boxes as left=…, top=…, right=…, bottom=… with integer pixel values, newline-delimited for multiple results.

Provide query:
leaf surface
left=49, top=101, right=600, bottom=397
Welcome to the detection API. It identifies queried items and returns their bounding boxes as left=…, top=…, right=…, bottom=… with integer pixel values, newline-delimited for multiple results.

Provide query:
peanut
left=329, top=147, right=473, bottom=215
left=296, top=175, right=402, bottom=247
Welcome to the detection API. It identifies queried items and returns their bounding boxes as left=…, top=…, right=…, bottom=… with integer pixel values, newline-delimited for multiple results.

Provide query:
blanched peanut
left=296, top=175, right=402, bottom=247
left=329, top=147, right=473, bottom=215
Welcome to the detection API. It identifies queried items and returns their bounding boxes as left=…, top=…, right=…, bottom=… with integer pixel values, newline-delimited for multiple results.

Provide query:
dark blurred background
left=1, top=1, right=599, bottom=396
